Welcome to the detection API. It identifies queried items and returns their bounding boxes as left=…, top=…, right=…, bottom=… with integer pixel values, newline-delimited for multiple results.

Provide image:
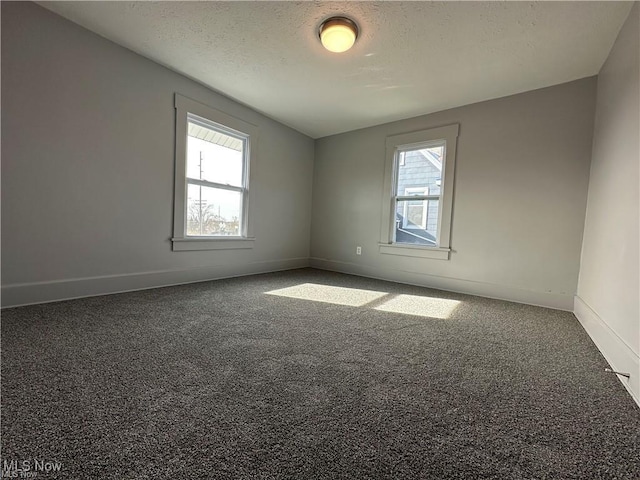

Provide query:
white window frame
left=172, top=94, right=257, bottom=252
left=379, top=124, right=459, bottom=260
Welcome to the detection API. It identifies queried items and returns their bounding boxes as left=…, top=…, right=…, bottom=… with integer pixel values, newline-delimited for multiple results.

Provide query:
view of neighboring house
left=395, top=146, right=443, bottom=245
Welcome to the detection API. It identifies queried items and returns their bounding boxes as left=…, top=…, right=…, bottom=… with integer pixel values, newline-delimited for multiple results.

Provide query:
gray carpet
left=2, top=268, right=639, bottom=479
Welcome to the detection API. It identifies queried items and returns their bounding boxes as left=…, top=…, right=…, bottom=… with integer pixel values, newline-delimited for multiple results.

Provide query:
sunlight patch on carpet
left=374, top=294, right=461, bottom=319
left=265, top=283, right=388, bottom=307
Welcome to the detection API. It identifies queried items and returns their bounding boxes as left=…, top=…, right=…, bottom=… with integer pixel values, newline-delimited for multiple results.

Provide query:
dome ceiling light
left=319, top=16, right=359, bottom=53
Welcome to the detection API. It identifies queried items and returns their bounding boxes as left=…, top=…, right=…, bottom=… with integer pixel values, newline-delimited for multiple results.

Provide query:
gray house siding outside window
left=395, top=148, right=442, bottom=245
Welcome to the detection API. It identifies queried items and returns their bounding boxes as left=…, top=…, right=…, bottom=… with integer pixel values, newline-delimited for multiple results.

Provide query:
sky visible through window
left=186, top=126, right=244, bottom=236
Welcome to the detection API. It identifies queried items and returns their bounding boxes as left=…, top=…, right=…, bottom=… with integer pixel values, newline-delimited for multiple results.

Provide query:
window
left=379, top=124, right=459, bottom=260
left=395, top=146, right=443, bottom=243
left=172, top=94, right=257, bottom=251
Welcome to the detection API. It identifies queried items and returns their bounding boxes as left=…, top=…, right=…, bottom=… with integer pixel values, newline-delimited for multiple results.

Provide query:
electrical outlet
left=356, top=246, right=362, bottom=255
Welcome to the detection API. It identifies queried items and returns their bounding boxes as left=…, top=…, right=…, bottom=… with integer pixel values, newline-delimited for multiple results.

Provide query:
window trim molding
left=378, top=243, right=451, bottom=260
left=379, top=123, right=459, bottom=260
left=172, top=94, right=258, bottom=251
left=171, top=237, right=255, bottom=252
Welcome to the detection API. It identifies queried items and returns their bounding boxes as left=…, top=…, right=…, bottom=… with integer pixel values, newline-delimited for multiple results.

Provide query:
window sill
left=172, top=237, right=255, bottom=252
left=378, top=243, right=450, bottom=260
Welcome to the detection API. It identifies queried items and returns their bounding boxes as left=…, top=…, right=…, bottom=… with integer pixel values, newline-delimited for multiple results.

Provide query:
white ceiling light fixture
left=319, top=16, right=359, bottom=53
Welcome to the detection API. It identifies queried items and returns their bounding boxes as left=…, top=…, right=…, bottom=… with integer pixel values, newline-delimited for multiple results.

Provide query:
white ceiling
left=39, top=1, right=633, bottom=139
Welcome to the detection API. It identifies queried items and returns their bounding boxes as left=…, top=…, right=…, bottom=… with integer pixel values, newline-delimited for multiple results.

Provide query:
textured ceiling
left=39, top=1, right=633, bottom=138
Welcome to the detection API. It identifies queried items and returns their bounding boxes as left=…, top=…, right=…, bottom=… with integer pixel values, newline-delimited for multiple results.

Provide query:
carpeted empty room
left=3, top=1, right=640, bottom=479
left=2, top=269, right=639, bottom=479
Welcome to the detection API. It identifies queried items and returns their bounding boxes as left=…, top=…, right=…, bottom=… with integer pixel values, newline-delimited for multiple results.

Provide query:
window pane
left=186, top=117, right=244, bottom=187
left=395, top=199, right=439, bottom=246
left=186, top=183, right=241, bottom=236
left=396, top=144, right=444, bottom=195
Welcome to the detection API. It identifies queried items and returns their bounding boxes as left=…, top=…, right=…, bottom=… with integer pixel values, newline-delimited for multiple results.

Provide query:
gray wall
left=575, top=4, right=639, bottom=403
left=311, top=78, right=597, bottom=310
left=1, top=2, right=315, bottom=306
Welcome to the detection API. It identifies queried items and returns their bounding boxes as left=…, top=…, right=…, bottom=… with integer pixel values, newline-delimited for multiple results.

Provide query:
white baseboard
left=309, top=258, right=574, bottom=311
left=574, top=295, right=640, bottom=407
left=1, top=257, right=310, bottom=308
